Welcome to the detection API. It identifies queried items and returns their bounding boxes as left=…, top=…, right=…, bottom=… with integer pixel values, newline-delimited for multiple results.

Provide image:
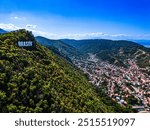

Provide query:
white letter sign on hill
left=18, top=41, right=33, bottom=47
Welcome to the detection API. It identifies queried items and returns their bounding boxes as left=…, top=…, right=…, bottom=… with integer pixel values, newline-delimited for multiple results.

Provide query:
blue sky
left=0, top=0, right=150, bottom=39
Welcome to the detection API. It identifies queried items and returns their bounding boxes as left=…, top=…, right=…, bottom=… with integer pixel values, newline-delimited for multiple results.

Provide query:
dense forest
left=0, top=29, right=133, bottom=113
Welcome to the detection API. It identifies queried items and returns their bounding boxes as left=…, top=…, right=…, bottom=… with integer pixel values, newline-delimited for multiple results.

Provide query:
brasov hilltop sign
left=18, top=41, right=33, bottom=47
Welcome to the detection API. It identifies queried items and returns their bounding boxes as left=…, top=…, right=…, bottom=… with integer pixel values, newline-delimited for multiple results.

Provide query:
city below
left=72, top=53, right=150, bottom=113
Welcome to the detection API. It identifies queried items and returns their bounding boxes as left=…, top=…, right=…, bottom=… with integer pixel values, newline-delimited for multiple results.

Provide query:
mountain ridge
left=0, top=28, right=7, bottom=34
left=60, top=39, right=150, bottom=68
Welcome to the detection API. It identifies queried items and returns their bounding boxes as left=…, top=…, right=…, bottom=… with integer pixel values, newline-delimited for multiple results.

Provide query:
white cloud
left=59, top=32, right=108, bottom=39
left=55, top=33, right=150, bottom=40
left=0, top=23, right=21, bottom=30
left=0, top=23, right=37, bottom=31
left=10, top=16, right=26, bottom=20
left=26, top=24, right=37, bottom=29
left=0, top=23, right=150, bottom=40
left=30, top=31, right=150, bottom=40
left=31, top=30, right=58, bottom=38
left=111, top=34, right=129, bottom=37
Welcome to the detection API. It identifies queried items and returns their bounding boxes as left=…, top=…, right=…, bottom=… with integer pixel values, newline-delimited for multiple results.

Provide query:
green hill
left=0, top=29, right=132, bottom=113
left=35, top=36, right=79, bottom=56
left=35, top=36, right=80, bottom=63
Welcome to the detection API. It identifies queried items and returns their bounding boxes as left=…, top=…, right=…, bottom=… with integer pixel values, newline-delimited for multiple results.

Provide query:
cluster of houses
left=72, top=53, right=150, bottom=112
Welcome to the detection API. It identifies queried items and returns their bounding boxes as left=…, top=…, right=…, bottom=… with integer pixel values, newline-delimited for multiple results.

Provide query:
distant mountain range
left=0, top=28, right=7, bottom=34
left=60, top=39, right=143, bottom=53
left=133, top=40, right=150, bottom=48
left=35, top=36, right=80, bottom=62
